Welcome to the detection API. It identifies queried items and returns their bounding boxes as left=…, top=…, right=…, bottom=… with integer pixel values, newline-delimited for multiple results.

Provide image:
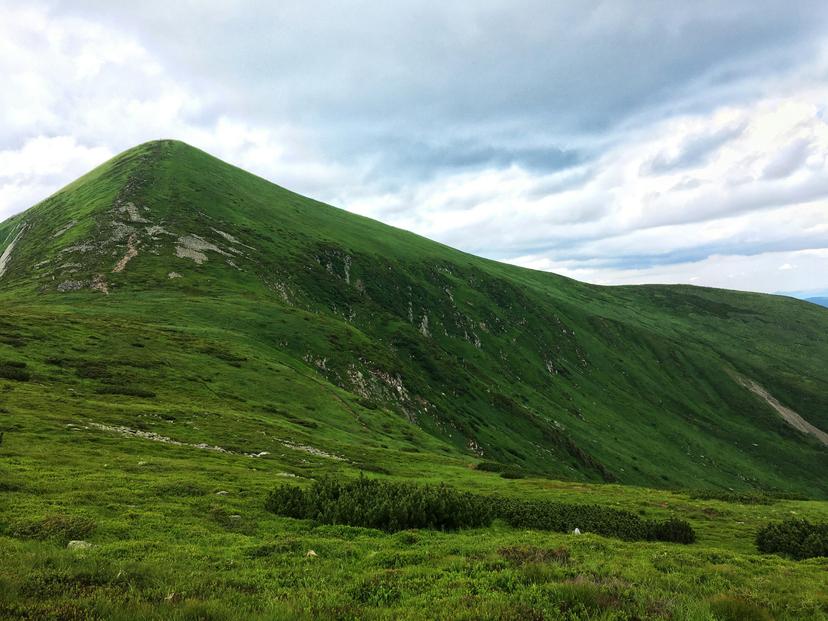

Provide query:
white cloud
left=1, top=2, right=828, bottom=296
left=508, top=249, right=828, bottom=295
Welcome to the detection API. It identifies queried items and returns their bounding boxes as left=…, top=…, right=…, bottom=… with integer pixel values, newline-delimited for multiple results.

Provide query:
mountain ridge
left=1, top=139, right=827, bottom=496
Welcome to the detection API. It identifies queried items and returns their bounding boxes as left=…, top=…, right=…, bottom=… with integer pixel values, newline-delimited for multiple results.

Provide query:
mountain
left=1, top=139, right=827, bottom=497
left=807, top=297, right=828, bottom=308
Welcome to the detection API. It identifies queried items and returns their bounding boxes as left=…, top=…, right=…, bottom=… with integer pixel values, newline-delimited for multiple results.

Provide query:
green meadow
left=1, top=140, right=826, bottom=619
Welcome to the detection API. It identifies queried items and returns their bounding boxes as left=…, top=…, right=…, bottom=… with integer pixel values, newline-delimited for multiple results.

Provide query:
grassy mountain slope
left=0, top=139, right=826, bottom=497
left=2, top=139, right=828, bottom=620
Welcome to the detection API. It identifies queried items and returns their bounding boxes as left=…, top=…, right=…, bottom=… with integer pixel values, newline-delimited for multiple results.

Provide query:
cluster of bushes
left=266, top=476, right=489, bottom=532
left=265, top=476, right=696, bottom=544
left=689, top=489, right=806, bottom=504
left=492, top=497, right=696, bottom=544
left=756, top=519, right=828, bottom=560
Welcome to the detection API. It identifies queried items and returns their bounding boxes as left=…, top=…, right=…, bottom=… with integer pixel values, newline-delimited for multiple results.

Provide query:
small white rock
left=67, top=540, right=92, bottom=550
left=572, top=528, right=581, bottom=535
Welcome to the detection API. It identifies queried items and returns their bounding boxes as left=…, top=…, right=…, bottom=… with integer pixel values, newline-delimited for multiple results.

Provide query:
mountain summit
left=1, top=139, right=826, bottom=495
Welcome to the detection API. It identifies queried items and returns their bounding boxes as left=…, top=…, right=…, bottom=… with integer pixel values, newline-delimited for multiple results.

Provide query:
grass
left=2, top=417, right=827, bottom=619
left=0, top=139, right=826, bottom=617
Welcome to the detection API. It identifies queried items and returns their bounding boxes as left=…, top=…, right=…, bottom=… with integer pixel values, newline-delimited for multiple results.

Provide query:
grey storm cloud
left=4, top=1, right=828, bottom=294
left=51, top=1, right=828, bottom=158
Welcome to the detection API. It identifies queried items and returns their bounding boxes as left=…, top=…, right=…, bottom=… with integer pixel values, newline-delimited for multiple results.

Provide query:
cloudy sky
left=2, top=1, right=828, bottom=295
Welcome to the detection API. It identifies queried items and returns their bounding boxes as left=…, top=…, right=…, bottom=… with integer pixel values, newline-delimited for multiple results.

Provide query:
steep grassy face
left=0, top=139, right=826, bottom=496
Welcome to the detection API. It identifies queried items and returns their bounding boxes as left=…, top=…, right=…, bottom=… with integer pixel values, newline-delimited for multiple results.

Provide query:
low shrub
left=265, top=476, right=696, bottom=544
left=500, top=468, right=526, bottom=479
left=266, top=475, right=490, bottom=531
left=0, top=362, right=30, bottom=381
left=492, top=497, right=695, bottom=543
left=690, top=489, right=773, bottom=505
left=475, top=461, right=505, bottom=472
left=690, top=489, right=807, bottom=504
left=474, top=460, right=529, bottom=479
left=266, top=484, right=308, bottom=519
left=755, top=518, right=828, bottom=560
left=646, top=517, right=697, bottom=544
left=494, top=496, right=646, bottom=540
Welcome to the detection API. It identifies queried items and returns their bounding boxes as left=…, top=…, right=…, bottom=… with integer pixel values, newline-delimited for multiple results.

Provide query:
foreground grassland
left=2, top=400, right=827, bottom=620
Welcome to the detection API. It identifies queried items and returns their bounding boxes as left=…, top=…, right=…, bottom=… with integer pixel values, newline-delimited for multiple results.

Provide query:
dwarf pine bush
left=266, top=475, right=491, bottom=531
left=266, top=476, right=696, bottom=543
left=756, top=519, right=828, bottom=559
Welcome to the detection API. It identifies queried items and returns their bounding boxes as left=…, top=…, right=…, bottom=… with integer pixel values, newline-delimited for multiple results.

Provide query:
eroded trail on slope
left=76, top=421, right=345, bottom=462
left=0, top=223, right=27, bottom=280
left=735, top=376, right=828, bottom=446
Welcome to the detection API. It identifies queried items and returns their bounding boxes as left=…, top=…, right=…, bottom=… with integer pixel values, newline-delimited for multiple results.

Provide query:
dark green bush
left=266, top=484, right=308, bottom=519
left=646, top=517, right=697, bottom=544
left=265, top=476, right=696, bottom=544
left=493, top=496, right=650, bottom=541
left=690, top=489, right=773, bottom=505
left=0, top=362, right=30, bottom=381
left=475, top=461, right=505, bottom=472
left=690, top=489, right=807, bottom=504
left=266, top=475, right=491, bottom=531
left=755, top=519, right=828, bottom=560
left=500, top=468, right=526, bottom=479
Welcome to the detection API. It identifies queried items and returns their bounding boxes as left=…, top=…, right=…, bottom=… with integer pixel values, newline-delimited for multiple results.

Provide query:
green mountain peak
left=1, top=140, right=827, bottom=496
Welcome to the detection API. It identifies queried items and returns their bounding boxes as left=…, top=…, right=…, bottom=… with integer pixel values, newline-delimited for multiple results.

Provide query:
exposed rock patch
left=53, top=220, right=77, bottom=238
left=119, top=202, right=148, bottom=223
left=735, top=375, right=828, bottom=446
left=146, top=225, right=172, bottom=238
left=175, top=234, right=230, bottom=264
left=419, top=314, right=430, bottom=337
left=0, top=223, right=27, bottom=280
left=112, top=234, right=139, bottom=273
left=61, top=243, right=97, bottom=255
left=109, top=222, right=135, bottom=243
left=211, top=228, right=253, bottom=250
left=91, top=274, right=109, bottom=294
left=280, top=440, right=344, bottom=461
left=85, top=422, right=271, bottom=456
left=175, top=246, right=207, bottom=264
left=57, top=280, right=87, bottom=292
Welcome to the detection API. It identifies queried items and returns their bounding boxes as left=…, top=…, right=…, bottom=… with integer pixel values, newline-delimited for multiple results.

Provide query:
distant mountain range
left=807, top=297, right=828, bottom=308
